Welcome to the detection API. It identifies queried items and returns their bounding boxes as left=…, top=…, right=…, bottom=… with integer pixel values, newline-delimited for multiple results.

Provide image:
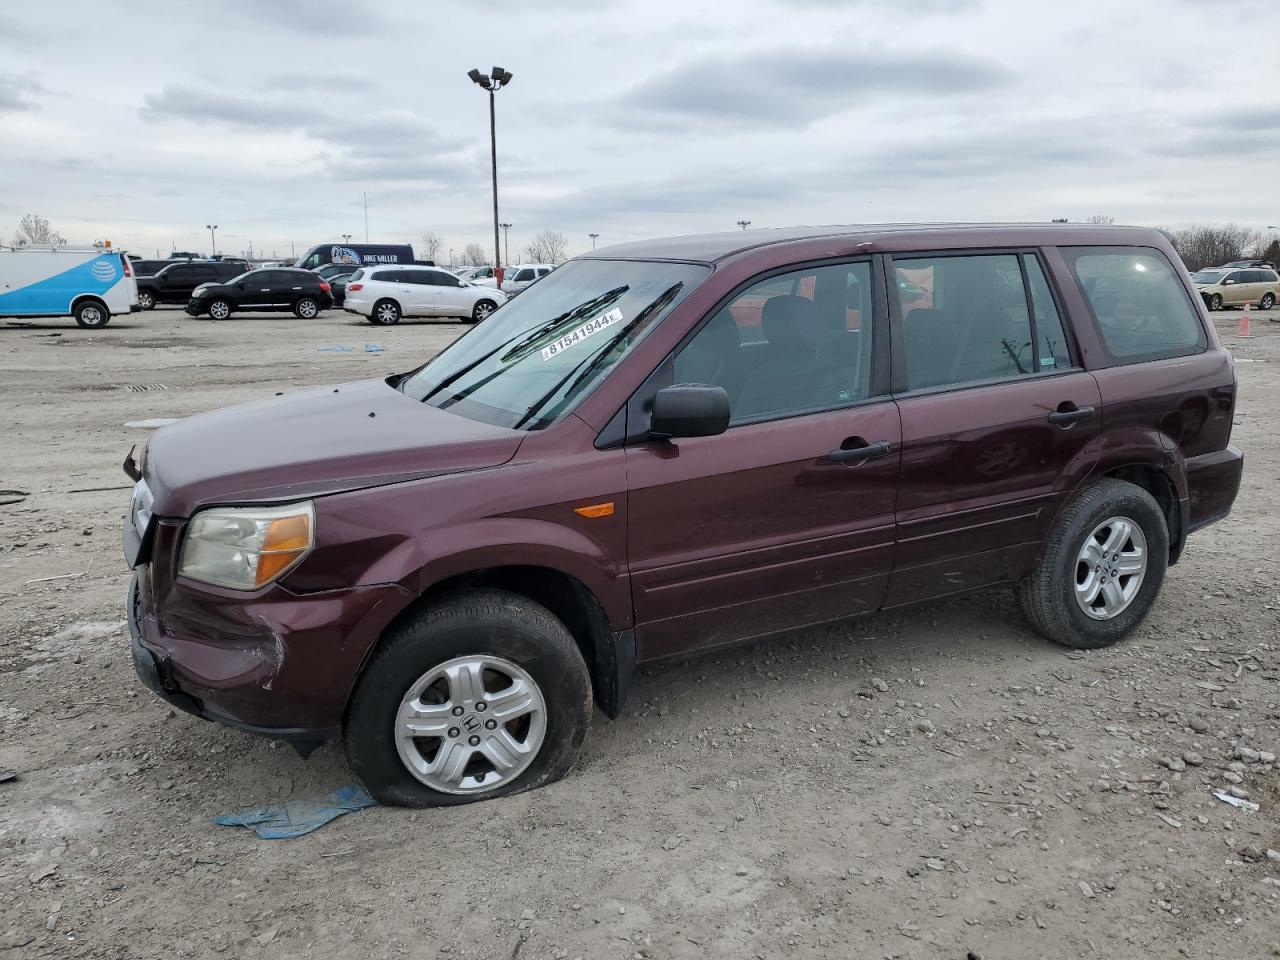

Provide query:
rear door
left=625, top=259, right=900, bottom=660
left=885, top=250, right=1102, bottom=606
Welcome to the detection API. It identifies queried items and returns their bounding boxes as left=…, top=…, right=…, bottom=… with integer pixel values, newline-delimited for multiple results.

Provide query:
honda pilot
left=123, top=224, right=1243, bottom=807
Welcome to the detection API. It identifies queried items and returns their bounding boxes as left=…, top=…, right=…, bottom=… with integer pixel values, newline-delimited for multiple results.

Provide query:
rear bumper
left=1185, top=444, right=1243, bottom=533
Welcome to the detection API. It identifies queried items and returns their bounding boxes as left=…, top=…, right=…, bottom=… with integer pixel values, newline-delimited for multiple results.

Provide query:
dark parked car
left=123, top=224, right=1242, bottom=807
left=135, top=260, right=248, bottom=309
left=326, top=270, right=355, bottom=307
left=184, top=267, right=333, bottom=319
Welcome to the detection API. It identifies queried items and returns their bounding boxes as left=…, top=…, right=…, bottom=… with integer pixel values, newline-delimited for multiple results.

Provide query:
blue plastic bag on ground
left=215, top=784, right=375, bottom=839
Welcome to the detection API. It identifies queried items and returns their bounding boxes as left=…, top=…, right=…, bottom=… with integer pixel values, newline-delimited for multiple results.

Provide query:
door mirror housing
left=650, top=384, right=731, bottom=440
left=1224, top=278, right=1235, bottom=284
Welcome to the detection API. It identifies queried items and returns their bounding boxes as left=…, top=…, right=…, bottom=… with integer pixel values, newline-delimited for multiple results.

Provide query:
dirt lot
left=1, top=304, right=1278, bottom=960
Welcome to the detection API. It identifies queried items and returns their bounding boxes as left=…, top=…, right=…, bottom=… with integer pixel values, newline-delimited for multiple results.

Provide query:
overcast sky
left=1, top=0, right=1277, bottom=262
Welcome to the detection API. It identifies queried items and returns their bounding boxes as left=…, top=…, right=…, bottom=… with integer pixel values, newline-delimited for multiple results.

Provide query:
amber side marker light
left=574, top=501, right=615, bottom=519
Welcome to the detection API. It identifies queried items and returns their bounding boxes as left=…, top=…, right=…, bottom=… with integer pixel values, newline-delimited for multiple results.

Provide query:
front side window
left=515, top=269, right=535, bottom=282
left=673, top=262, right=875, bottom=424
left=894, top=253, right=1043, bottom=391
left=399, top=259, right=709, bottom=430
left=1064, top=246, right=1206, bottom=361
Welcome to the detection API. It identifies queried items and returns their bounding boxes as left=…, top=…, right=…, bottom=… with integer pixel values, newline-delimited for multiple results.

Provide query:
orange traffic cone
left=1237, top=303, right=1253, bottom=338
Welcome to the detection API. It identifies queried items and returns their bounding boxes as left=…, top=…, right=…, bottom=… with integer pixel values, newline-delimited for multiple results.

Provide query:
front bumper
left=125, top=514, right=414, bottom=747
left=184, top=299, right=206, bottom=316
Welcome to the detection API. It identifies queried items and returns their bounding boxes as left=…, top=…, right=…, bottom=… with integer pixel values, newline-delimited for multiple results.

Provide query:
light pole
left=448, top=248, right=454, bottom=268
left=206, top=224, right=218, bottom=255
left=341, top=234, right=352, bottom=243
left=736, top=220, right=751, bottom=231
left=468, top=65, right=513, bottom=279
left=500, top=222, right=512, bottom=265
left=589, top=232, right=599, bottom=250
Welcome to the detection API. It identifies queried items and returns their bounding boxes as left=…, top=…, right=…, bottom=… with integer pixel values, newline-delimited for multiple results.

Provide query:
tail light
left=319, top=281, right=331, bottom=293
left=348, top=283, right=363, bottom=292
left=120, top=255, right=133, bottom=278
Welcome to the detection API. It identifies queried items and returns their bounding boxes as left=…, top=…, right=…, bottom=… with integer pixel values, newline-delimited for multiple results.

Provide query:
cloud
left=0, top=73, right=46, bottom=113
left=615, top=46, right=1013, bottom=128
left=779, top=0, right=979, bottom=8
left=139, top=84, right=468, bottom=183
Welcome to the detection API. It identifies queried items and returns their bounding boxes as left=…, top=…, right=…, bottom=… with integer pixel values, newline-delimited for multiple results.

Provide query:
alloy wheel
left=394, top=654, right=546, bottom=795
left=209, top=301, right=230, bottom=320
left=474, top=301, right=495, bottom=321
left=1074, top=516, right=1147, bottom=620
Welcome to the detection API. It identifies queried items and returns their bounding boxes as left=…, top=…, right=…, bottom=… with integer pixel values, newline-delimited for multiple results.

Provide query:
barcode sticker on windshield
left=541, top=308, right=625, bottom=361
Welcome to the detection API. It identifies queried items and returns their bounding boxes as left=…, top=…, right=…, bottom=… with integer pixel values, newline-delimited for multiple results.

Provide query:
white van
left=0, top=245, right=140, bottom=328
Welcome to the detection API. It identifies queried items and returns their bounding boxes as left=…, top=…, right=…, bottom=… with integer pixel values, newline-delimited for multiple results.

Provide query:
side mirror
left=1223, top=278, right=1235, bottom=284
left=650, top=384, right=730, bottom=440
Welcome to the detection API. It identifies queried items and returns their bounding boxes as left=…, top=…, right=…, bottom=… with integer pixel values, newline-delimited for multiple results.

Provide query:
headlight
left=179, top=502, right=314, bottom=590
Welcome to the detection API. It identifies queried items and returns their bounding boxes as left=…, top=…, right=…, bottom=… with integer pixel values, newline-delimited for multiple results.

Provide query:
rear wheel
left=1208, top=294, right=1223, bottom=311
left=74, top=299, right=110, bottom=329
left=371, top=299, right=401, bottom=326
left=470, top=298, right=498, bottom=324
left=1260, top=292, right=1276, bottom=310
left=137, top=290, right=155, bottom=310
left=294, top=297, right=319, bottom=319
left=1016, top=478, right=1168, bottom=649
left=208, top=299, right=231, bottom=321
left=344, top=590, right=592, bottom=807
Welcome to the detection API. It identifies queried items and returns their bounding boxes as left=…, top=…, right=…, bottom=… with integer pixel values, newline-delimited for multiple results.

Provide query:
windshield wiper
left=417, top=286, right=629, bottom=406
left=512, top=282, right=684, bottom=430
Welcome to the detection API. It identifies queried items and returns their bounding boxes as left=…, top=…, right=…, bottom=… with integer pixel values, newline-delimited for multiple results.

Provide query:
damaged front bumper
left=125, top=517, right=413, bottom=752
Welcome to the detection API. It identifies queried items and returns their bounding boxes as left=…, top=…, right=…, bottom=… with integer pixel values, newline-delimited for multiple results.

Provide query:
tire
left=1208, top=294, right=1223, bottom=311
left=137, top=290, right=155, bottom=311
left=74, top=299, right=110, bottom=329
left=207, top=298, right=232, bottom=321
left=1260, top=292, right=1276, bottom=310
left=344, top=589, right=592, bottom=807
left=294, top=297, right=319, bottom=319
left=1016, top=478, right=1168, bottom=649
left=371, top=299, right=401, bottom=326
left=470, top=298, right=498, bottom=324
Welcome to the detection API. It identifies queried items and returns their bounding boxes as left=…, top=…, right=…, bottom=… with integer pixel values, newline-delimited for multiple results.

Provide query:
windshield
left=1191, top=270, right=1225, bottom=283
left=399, top=259, right=709, bottom=430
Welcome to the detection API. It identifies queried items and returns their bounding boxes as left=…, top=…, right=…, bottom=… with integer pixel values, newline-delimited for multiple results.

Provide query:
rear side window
left=374, top=269, right=402, bottom=282
left=1263, top=271, right=1279, bottom=283
left=349, top=269, right=364, bottom=281
left=893, top=253, right=1050, bottom=391
left=1064, top=247, right=1206, bottom=362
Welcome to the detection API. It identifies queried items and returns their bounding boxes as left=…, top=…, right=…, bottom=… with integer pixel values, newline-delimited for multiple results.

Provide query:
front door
left=884, top=250, right=1102, bottom=606
left=625, top=260, right=900, bottom=660
left=238, top=269, right=277, bottom=309
left=430, top=269, right=469, bottom=317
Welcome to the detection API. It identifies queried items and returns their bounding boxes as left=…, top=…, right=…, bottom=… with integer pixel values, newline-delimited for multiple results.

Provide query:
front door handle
left=1047, top=403, right=1096, bottom=426
left=828, top=439, right=892, bottom=463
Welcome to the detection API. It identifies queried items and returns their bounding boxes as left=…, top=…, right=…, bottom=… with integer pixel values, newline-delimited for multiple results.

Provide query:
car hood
left=141, top=378, right=524, bottom=517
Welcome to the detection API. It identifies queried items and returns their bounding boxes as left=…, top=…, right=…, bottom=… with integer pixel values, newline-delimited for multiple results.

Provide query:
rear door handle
left=828, top=440, right=892, bottom=463
left=1047, top=404, right=1096, bottom=426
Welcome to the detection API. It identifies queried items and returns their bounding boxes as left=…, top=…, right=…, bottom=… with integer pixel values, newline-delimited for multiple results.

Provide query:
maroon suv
left=123, top=224, right=1243, bottom=806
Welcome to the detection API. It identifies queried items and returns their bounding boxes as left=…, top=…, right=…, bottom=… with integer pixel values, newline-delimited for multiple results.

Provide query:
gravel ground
left=1, top=305, right=1278, bottom=959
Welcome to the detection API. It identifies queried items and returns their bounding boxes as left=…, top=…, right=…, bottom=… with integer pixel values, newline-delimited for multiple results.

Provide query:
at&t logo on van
left=91, top=259, right=118, bottom=283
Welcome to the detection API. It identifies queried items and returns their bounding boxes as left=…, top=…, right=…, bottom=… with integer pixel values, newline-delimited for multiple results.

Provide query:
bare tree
left=12, top=213, right=65, bottom=246
left=1167, top=224, right=1262, bottom=271
left=524, top=230, right=568, bottom=264
left=1084, top=214, right=1115, bottom=225
left=462, top=242, right=488, bottom=267
left=420, top=232, right=445, bottom=263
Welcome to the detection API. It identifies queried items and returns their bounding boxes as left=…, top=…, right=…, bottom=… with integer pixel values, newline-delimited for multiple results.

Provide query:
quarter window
left=894, top=253, right=1044, bottom=391
left=1064, top=247, right=1206, bottom=361
left=672, top=262, right=875, bottom=424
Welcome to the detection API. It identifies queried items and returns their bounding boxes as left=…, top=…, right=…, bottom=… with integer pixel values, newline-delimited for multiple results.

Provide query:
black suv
left=136, top=261, right=248, bottom=309
left=185, top=267, right=334, bottom=320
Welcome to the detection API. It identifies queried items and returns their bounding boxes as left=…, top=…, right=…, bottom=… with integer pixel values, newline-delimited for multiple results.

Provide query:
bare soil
left=1, top=306, right=1278, bottom=959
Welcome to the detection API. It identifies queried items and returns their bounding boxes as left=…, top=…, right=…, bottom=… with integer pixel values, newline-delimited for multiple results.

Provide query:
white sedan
left=343, top=265, right=507, bottom=325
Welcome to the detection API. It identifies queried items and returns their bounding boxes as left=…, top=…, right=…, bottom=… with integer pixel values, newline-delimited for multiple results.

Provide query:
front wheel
left=1260, top=292, right=1276, bottom=310
left=137, top=290, right=155, bottom=310
left=294, top=297, right=319, bottom=319
left=1016, top=478, right=1168, bottom=649
left=371, top=299, right=401, bottom=325
left=344, top=590, right=592, bottom=807
left=74, top=300, right=110, bottom=329
left=470, top=298, right=498, bottom=324
left=1208, top=294, right=1223, bottom=311
left=207, top=298, right=232, bottom=321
